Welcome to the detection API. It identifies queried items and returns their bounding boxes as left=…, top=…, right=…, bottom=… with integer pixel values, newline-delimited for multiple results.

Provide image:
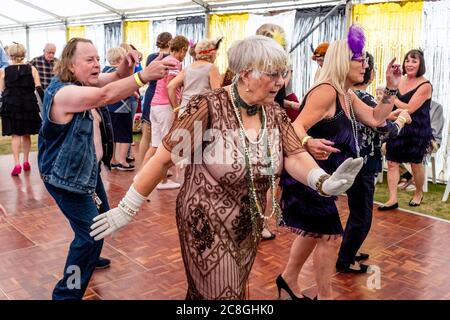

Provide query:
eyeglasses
left=255, top=69, right=289, bottom=81
left=352, top=56, right=369, bottom=67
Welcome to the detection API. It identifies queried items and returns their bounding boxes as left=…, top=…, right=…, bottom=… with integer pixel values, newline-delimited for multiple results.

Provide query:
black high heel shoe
left=276, top=274, right=309, bottom=300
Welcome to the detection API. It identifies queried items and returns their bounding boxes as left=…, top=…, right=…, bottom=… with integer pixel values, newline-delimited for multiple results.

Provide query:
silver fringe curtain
left=176, top=16, right=205, bottom=68
left=291, top=6, right=346, bottom=99
left=422, top=0, right=450, bottom=181
left=104, top=22, right=122, bottom=62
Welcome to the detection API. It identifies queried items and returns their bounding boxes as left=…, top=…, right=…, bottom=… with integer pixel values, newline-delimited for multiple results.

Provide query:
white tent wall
left=247, top=10, right=297, bottom=50
left=27, top=27, right=66, bottom=62
left=150, top=19, right=177, bottom=54
left=86, top=24, right=106, bottom=68
left=422, top=0, right=450, bottom=182
left=0, top=29, right=27, bottom=55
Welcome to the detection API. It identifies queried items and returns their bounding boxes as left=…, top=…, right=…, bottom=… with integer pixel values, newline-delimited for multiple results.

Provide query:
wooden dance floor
left=0, top=152, right=449, bottom=300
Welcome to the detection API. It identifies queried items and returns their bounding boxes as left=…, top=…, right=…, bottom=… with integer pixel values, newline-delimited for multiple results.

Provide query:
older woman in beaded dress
left=90, top=36, right=363, bottom=300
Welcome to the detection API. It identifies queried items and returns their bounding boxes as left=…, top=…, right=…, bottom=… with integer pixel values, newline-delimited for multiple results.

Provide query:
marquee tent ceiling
left=0, top=0, right=341, bottom=30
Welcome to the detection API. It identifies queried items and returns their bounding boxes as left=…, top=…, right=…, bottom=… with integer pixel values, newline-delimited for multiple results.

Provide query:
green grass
left=374, top=172, right=450, bottom=221
left=0, top=123, right=38, bottom=154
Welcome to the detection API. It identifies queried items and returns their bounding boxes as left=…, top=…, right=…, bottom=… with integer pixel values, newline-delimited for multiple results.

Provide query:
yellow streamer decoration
left=352, top=1, right=423, bottom=93
left=67, top=26, right=86, bottom=41
left=208, top=13, right=249, bottom=74
left=124, top=20, right=151, bottom=65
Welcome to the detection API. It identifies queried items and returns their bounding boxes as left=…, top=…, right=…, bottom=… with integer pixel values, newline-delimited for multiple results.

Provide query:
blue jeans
left=45, top=174, right=109, bottom=300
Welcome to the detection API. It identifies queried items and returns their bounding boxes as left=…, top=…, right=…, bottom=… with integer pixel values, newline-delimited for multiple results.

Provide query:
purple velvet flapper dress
left=280, top=84, right=357, bottom=238
left=386, top=81, right=432, bottom=164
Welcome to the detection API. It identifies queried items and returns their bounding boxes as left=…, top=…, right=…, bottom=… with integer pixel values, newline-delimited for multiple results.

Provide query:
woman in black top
left=0, top=43, right=43, bottom=176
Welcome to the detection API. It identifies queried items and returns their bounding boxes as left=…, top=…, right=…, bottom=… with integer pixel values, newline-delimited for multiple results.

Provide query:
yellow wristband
left=133, top=72, right=145, bottom=87
left=301, top=135, right=313, bottom=148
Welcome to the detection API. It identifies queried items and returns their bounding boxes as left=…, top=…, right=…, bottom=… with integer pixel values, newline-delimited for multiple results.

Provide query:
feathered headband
left=197, top=37, right=223, bottom=55
left=347, top=24, right=365, bottom=60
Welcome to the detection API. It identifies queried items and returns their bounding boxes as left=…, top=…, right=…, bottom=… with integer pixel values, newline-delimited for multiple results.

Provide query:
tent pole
left=121, top=16, right=125, bottom=43
left=25, top=25, right=30, bottom=61
left=289, top=0, right=348, bottom=54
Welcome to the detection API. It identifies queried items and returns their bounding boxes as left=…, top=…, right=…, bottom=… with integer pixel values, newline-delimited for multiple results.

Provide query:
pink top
left=151, top=55, right=182, bottom=106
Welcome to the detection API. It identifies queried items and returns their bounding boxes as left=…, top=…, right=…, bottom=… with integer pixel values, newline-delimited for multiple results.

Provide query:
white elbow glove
left=308, top=157, right=363, bottom=196
left=90, top=185, right=146, bottom=241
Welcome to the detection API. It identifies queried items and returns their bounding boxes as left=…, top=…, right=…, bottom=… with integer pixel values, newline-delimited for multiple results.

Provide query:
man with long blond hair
left=38, top=37, right=174, bottom=299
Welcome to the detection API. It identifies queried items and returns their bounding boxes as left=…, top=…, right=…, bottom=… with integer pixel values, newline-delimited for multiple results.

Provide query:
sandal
left=409, top=196, right=423, bottom=207
left=261, top=228, right=276, bottom=241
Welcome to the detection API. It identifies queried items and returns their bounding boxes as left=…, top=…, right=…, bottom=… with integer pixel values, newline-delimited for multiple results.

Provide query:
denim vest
left=38, top=77, right=98, bottom=194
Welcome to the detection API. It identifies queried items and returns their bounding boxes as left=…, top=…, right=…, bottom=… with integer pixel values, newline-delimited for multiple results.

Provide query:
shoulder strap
left=415, top=81, right=431, bottom=91
left=299, top=82, right=338, bottom=111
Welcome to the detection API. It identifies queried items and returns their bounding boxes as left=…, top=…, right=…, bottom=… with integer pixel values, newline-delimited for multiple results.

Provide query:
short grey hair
left=228, top=35, right=288, bottom=76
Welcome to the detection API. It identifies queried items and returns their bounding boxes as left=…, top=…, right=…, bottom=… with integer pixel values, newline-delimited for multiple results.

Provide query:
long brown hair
left=54, top=38, right=93, bottom=82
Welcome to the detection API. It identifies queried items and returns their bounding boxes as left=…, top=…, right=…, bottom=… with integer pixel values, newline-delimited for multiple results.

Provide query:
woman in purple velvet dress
left=277, top=27, right=402, bottom=300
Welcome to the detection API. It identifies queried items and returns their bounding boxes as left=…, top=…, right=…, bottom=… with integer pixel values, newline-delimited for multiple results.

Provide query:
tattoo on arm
left=381, top=93, right=392, bottom=104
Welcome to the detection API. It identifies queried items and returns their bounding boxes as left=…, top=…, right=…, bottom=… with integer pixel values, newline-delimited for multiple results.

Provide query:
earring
left=245, top=87, right=250, bottom=92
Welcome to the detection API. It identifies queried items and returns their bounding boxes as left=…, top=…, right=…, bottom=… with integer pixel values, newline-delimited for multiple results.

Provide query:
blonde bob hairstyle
left=228, top=35, right=288, bottom=78
left=8, top=43, right=26, bottom=63
left=107, top=47, right=126, bottom=66
left=316, top=39, right=353, bottom=96
left=255, top=23, right=287, bottom=50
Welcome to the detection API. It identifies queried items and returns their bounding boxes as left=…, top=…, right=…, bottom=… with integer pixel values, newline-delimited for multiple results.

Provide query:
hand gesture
left=90, top=207, right=132, bottom=241
left=388, top=109, right=403, bottom=120
left=124, top=50, right=141, bottom=68
left=398, top=110, right=412, bottom=124
left=385, top=58, right=402, bottom=89
left=322, top=157, right=363, bottom=195
left=90, top=185, right=146, bottom=241
left=140, top=53, right=177, bottom=82
left=305, top=138, right=340, bottom=160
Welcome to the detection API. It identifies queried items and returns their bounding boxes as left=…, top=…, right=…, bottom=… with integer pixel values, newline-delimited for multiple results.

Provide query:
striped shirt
left=30, top=55, right=58, bottom=89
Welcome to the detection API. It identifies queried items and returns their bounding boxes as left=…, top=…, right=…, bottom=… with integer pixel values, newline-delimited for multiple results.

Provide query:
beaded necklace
left=343, top=93, right=360, bottom=157
left=230, top=84, right=282, bottom=241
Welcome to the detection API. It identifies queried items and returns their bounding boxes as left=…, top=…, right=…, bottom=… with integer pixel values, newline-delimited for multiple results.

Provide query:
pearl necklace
left=230, top=85, right=282, bottom=241
left=343, top=93, right=360, bottom=157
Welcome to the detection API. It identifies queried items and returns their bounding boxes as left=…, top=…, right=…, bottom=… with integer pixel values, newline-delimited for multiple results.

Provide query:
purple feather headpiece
left=347, top=24, right=365, bottom=60
left=188, top=39, right=195, bottom=48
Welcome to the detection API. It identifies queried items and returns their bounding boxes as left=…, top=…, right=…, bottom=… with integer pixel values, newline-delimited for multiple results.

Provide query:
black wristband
left=36, top=86, right=44, bottom=100
left=384, top=87, right=398, bottom=96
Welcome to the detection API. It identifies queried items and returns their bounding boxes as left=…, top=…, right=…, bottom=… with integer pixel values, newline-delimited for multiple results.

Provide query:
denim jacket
left=38, top=77, right=113, bottom=194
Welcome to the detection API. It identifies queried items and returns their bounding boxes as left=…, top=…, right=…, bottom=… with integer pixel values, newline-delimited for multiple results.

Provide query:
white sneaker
left=156, top=179, right=181, bottom=190
left=404, top=183, right=416, bottom=192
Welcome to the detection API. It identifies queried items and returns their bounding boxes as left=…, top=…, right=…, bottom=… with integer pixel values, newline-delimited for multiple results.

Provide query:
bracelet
left=118, top=200, right=138, bottom=218
left=393, top=122, right=401, bottom=135
left=316, top=173, right=331, bottom=197
left=301, top=135, right=313, bottom=148
left=397, top=115, right=407, bottom=124
left=133, top=72, right=146, bottom=87
left=384, top=87, right=398, bottom=96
